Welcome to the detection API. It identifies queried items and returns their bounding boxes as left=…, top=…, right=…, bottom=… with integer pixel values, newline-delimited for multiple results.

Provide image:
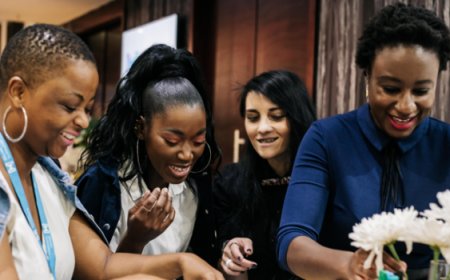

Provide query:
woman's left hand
left=219, top=237, right=257, bottom=277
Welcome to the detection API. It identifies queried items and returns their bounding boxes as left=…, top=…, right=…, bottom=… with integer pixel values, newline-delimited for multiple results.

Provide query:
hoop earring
left=2, top=105, right=28, bottom=143
left=136, top=139, right=144, bottom=175
left=191, top=142, right=212, bottom=174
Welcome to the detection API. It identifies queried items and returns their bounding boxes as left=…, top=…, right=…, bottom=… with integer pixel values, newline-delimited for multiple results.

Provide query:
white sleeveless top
left=4, top=163, right=76, bottom=279
left=110, top=175, right=198, bottom=255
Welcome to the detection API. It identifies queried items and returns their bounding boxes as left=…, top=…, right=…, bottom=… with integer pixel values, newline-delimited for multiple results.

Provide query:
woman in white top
left=75, top=44, right=221, bottom=265
left=0, top=23, right=223, bottom=280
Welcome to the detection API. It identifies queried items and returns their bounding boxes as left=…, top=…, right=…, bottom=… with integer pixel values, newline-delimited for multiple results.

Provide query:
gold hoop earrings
left=191, top=142, right=212, bottom=174
left=2, top=105, right=28, bottom=143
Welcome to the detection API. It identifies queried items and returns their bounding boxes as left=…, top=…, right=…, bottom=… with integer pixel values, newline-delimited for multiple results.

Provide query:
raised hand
left=118, top=188, right=176, bottom=253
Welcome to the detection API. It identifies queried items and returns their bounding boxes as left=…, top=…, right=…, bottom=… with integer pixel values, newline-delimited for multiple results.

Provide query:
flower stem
left=387, top=243, right=400, bottom=261
left=430, top=246, right=440, bottom=280
left=387, top=243, right=408, bottom=280
left=433, top=246, right=441, bottom=262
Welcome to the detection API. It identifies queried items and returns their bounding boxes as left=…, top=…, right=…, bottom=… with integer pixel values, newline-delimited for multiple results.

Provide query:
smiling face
left=244, top=91, right=291, bottom=168
left=141, top=104, right=206, bottom=187
left=367, top=45, right=439, bottom=139
left=21, top=59, right=98, bottom=158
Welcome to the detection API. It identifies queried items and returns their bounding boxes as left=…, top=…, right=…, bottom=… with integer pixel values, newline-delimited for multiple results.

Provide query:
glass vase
left=429, top=260, right=450, bottom=280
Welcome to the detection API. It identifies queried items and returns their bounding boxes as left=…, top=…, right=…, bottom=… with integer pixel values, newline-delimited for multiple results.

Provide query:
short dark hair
left=356, top=3, right=450, bottom=73
left=0, top=23, right=95, bottom=91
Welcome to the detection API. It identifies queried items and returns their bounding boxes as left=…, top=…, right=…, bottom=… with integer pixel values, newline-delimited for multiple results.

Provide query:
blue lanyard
left=0, top=133, right=56, bottom=279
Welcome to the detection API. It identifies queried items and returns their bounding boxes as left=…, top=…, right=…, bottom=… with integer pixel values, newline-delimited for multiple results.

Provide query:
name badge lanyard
left=0, top=133, right=56, bottom=279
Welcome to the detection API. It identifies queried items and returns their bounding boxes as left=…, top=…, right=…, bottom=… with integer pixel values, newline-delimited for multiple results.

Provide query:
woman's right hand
left=179, top=253, right=224, bottom=280
left=119, top=188, right=175, bottom=252
left=347, top=249, right=406, bottom=280
left=219, top=237, right=257, bottom=277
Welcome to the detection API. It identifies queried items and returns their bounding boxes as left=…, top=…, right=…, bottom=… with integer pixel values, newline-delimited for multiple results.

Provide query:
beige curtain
left=316, top=0, right=450, bottom=122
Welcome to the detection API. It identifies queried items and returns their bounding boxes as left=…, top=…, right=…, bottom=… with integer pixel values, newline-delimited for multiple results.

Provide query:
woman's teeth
left=258, top=138, right=277, bottom=143
left=170, top=165, right=189, bottom=172
left=392, top=116, right=413, bottom=123
left=62, top=132, right=75, bottom=140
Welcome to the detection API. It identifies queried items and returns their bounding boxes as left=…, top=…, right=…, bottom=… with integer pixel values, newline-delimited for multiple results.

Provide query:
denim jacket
left=0, top=156, right=107, bottom=243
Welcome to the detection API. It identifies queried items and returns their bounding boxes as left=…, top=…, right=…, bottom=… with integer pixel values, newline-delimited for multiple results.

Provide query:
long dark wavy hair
left=80, top=44, right=221, bottom=186
left=237, top=70, right=316, bottom=224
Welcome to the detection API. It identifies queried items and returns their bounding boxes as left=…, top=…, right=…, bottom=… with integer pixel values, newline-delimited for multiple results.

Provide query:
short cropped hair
left=356, top=3, right=450, bottom=73
left=0, top=23, right=95, bottom=90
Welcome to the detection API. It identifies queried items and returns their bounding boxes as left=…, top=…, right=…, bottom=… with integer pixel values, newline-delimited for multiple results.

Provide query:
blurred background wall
left=0, top=0, right=448, bottom=167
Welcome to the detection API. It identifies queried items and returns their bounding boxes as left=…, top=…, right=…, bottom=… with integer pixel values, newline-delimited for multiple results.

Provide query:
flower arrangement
left=349, top=190, right=450, bottom=279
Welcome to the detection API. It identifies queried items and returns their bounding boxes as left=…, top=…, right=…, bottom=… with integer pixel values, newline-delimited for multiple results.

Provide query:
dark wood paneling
left=213, top=0, right=257, bottom=164
left=192, top=0, right=217, bottom=103
left=103, top=29, right=122, bottom=110
left=212, top=0, right=317, bottom=165
left=83, top=32, right=107, bottom=117
left=256, top=0, right=317, bottom=97
left=63, top=0, right=124, bottom=34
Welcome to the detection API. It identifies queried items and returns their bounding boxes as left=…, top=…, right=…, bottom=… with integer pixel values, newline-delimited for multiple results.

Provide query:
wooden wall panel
left=103, top=30, right=122, bottom=108
left=63, top=0, right=124, bottom=34
left=213, top=0, right=317, bottom=165
left=256, top=0, right=317, bottom=97
left=83, top=32, right=106, bottom=117
left=213, top=0, right=257, bottom=164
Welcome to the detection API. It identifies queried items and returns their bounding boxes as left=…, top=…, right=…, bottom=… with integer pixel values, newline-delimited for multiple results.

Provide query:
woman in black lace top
left=213, top=70, right=316, bottom=280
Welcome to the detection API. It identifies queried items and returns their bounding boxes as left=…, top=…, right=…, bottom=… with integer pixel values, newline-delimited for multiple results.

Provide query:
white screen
left=120, top=14, right=178, bottom=77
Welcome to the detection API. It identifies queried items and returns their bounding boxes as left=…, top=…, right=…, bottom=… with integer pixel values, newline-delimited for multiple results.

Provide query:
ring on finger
left=225, top=258, right=232, bottom=268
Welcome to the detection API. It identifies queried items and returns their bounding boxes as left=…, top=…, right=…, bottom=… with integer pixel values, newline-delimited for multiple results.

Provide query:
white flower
left=422, top=190, right=450, bottom=222
left=411, top=190, right=450, bottom=263
left=406, top=217, right=450, bottom=263
left=349, top=207, right=418, bottom=274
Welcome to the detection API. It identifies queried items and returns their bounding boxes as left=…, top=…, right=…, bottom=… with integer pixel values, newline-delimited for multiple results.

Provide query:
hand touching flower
left=349, top=207, right=417, bottom=275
